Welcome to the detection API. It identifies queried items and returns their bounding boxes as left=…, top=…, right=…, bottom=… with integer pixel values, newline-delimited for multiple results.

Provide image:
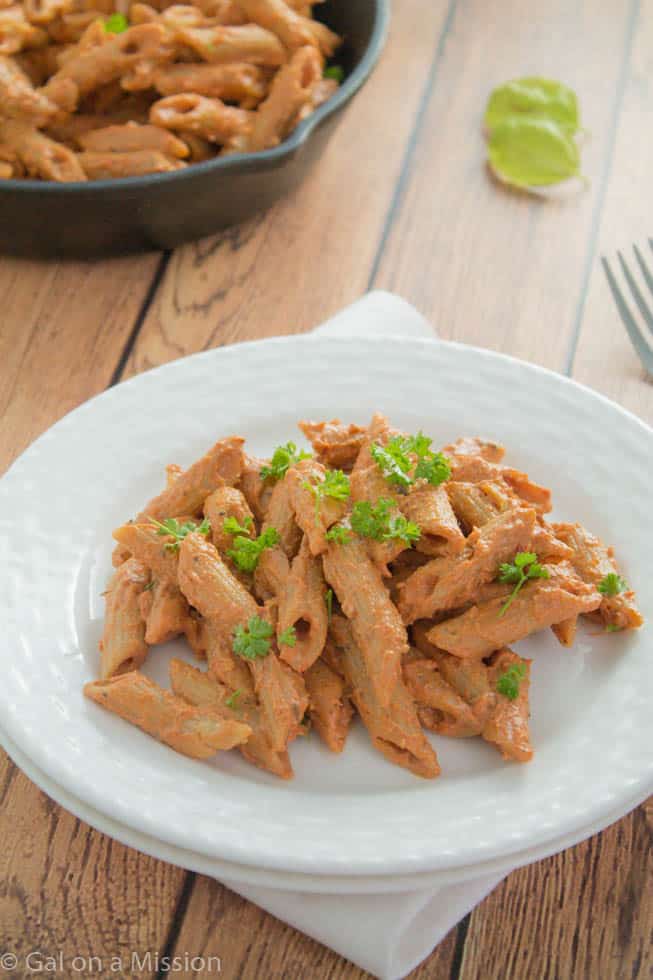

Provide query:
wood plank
left=163, top=876, right=458, bottom=979
left=460, top=800, right=653, bottom=980
left=372, top=0, right=638, bottom=369
left=0, top=251, right=187, bottom=978
left=123, top=0, right=455, bottom=371
left=0, top=752, right=188, bottom=978
left=0, top=254, right=162, bottom=470
left=571, top=0, right=653, bottom=421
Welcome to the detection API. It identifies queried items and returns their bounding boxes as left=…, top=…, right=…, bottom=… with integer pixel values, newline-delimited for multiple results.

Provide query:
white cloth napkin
left=221, top=291, right=508, bottom=980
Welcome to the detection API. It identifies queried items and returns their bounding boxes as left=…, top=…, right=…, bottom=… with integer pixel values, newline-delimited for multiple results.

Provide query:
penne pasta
left=286, top=456, right=348, bottom=556
left=244, top=43, right=320, bottom=152
left=304, top=652, right=353, bottom=753
left=482, top=649, right=533, bottom=762
left=78, top=119, right=189, bottom=156
left=84, top=671, right=251, bottom=758
left=330, top=615, right=440, bottom=779
left=276, top=535, right=328, bottom=671
left=323, top=534, right=408, bottom=708
left=99, top=557, right=150, bottom=679
left=78, top=147, right=184, bottom=176
left=298, top=418, right=367, bottom=472
left=0, top=116, right=86, bottom=178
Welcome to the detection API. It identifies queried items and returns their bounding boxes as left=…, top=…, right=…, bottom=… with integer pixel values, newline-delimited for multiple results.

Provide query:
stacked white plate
left=1, top=303, right=651, bottom=957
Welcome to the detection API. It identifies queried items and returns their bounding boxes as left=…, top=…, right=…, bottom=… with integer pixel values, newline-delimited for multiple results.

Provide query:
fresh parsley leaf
left=278, top=626, right=297, bottom=647
left=605, top=624, right=622, bottom=633
left=303, top=469, right=350, bottom=521
left=324, top=64, right=345, bottom=83
left=260, top=442, right=311, bottom=481
left=142, top=579, right=156, bottom=592
left=148, top=516, right=211, bottom=553
left=233, top=616, right=273, bottom=660
left=371, top=433, right=451, bottom=489
left=497, top=551, right=549, bottom=616
left=325, top=588, right=333, bottom=622
left=325, top=524, right=352, bottom=544
left=598, top=572, right=628, bottom=596
left=223, top=515, right=253, bottom=537
left=370, top=439, right=412, bottom=488
left=225, top=689, right=242, bottom=708
left=350, top=498, right=421, bottom=546
left=104, top=12, right=129, bottom=32
left=227, top=526, right=280, bottom=573
left=496, top=662, right=527, bottom=700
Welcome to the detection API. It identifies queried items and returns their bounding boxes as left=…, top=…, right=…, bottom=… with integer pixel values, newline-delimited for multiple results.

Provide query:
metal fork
left=602, top=243, right=653, bottom=375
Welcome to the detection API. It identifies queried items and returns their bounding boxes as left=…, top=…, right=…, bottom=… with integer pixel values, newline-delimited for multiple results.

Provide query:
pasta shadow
left=0, top=0, right=389, bottom=259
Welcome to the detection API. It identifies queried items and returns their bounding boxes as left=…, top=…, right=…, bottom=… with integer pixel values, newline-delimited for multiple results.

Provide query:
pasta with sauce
left=84, top=415, right=643, bottom=779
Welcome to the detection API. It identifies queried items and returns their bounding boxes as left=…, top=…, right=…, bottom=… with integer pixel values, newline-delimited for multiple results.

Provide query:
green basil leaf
left=484, top=77, right=579, bottom=133
left=487, top=117, right=581, bottom=189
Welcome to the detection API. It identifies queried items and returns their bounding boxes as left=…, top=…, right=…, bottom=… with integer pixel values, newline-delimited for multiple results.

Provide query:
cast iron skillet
left=0, top=0, right=390, bottom=258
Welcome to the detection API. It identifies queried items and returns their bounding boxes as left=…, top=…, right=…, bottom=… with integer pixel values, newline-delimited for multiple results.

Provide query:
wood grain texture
left=0, top=753, right=187, bottom=979
left=0, top=254, right=161, bottom=471
left=460, top=799, right=653, bottom=980
left=163, top=876, right=459, bottom=980
left=123, top=0, right=455, bottom=371
left=373, top=0, right=638, bottom=369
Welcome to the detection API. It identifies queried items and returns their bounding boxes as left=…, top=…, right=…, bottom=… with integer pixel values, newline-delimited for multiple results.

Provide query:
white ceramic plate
left=1, top=335, right=651, bottom=878
left=1, top=720, right=647, bottom=894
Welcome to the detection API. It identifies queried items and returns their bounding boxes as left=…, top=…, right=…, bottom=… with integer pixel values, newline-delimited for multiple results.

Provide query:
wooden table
left=1, top=1, right=652, bottom=977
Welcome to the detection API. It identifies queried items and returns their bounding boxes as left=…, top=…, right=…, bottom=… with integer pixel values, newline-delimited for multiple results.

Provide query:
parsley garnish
left=350, top=498, right=421, bottom=546
left=324, top=64, right=345, bottom=83
left=227, top=526, right=280, bottom=573
left=303, top=469, right=350, bottom=521
left=496, top=662, right=527, bottom=700
left=223, top=515, right=253, bottom=536
left=598, top=572, right=628, bottom=596
left=260, top=442, right=312, bottom=482
left=370, top=433, right=451, bottom=490
left=142, top=579, right=156, bottom=592
left=497, top=551, right=549, bottom=616
left=148, top=516, right=211, bottom=553
left=325, top=588, right=333, bottom=622
left=233, top=616, right=273, bottom=660
left=325, top=524, right=352, bottom=544
left=605, top=624, right=622, bottom=633
left=278, top=626, right=297, bottom=647
left=225, top=689, right=242, bottom=708
left=104, top=12, right=128, bottom=32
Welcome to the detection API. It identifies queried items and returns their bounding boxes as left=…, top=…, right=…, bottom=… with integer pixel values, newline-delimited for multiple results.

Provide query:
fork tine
left=601, top=257, right=653, bottom=375
left=617, top=251, right=653, bottom=339
left=633, top=245, right=653, bottom=333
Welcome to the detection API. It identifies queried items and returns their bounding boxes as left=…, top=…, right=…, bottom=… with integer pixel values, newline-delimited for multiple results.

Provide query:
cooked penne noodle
left=239, top=453, right=273, bottom=521
left=244, top=43, right=320, bottom=151
left=260, top=470, right=302, bottom=557
left=203, top=484, right=256, bottom=554
left=141, top=578, right=189, bottom=644
left=427, top=562, right=602, bottom=658
left=0, top=5, right=47, bottom=55
left=397, top=507, right=537, bottom=625
left=153, top=60, right=266, bottom=102
left=84, top=671, right=251, bottom=757
left=150, top=91, right=251, bottom=142
left=78, top=146, right=184, bottom=176
left=100, top=557, right=150, bottom=678
left=298, top=419, right=367, bottom=472
left=323, top=535, right=408, bottom=708
left=404, top=657, right=481, bottom=738
left=482, top=649, right=533, bottom=762
left=399, top=483, right=465, bottom=557
left=42, top=23, right=174, bottom=109
left=553, top=522, right=644, bottom=631
left=0, top=52, right=58, bottom=123
left=23, top=0, right=72, bottom=24
left=330, top=615, right=440, bottom=779
left=276, top=536, right=328, bottom=671
left=286, top=456, right=347, bottom=556
left=113, top=522, right=180, bottom=579
left=236, top=0, right=338, bottom=55
left=304, top=652, right=353, bottom=753
left=169, top=658, right=293, bottom=778
left=177, top=22, right=286, bottom=66
left=0, top=117, right=86, bottom=178
left=78, top=119, right=189, bottom=155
